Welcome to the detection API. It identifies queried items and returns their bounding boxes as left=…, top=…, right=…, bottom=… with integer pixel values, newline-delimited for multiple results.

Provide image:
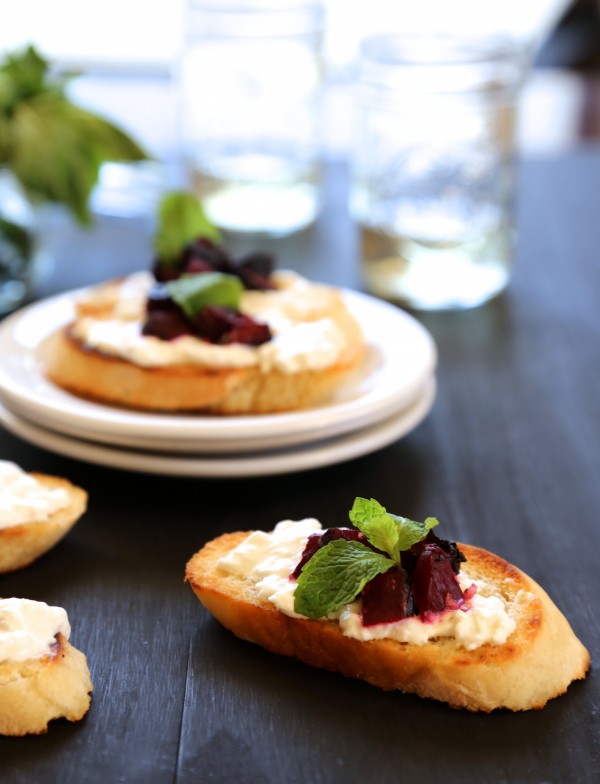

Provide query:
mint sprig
left=293, top=497, right=440, bottom=619
left=349, top=497, right=438, bottom=561
left=154, top=191, right=221, bottom=265
left=294, top=540, right=392, bottom=620
left=166, top=272, right=242, bottom=319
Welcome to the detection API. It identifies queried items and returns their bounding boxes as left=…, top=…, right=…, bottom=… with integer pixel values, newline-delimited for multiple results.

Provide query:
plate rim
left=0, top=378, right=436, bottom=478
left=0, top=283, right=437, bottom=447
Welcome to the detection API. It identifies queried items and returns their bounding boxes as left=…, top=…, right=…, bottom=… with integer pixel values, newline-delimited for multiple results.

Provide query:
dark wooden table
left=0, top=152, right=598, bottom=783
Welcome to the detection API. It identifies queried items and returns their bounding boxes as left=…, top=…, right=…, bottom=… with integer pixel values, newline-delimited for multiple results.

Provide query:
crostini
left=0, top=598, right=93, bottom=735
left=0, top=461, right=87, bottom=574
left=185, top=498, right=589, bottom=712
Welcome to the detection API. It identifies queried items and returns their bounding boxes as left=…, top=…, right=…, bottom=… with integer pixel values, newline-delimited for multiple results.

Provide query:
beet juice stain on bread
left=186, top=497, right=589, bottom=712
left=45, top=192, right=365, bottom=414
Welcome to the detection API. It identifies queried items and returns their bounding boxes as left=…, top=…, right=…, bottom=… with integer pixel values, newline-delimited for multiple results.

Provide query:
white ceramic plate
left=0, top=379, right=436, bottom=478
left=0, top=284, right=436, bottom=452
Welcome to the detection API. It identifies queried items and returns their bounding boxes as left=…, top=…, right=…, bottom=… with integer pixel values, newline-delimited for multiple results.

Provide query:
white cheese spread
left=70, top=271, right=350, bottom=373
left=217, top=520, right=517, bottom=651
left=0, top=598, right=71, bottom=662
left=0, top=461, right=70, bottom=529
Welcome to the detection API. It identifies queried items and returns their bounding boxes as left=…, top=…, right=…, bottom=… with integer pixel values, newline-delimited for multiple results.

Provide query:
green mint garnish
left=349, top=497, right=438, bottom=560
left=154, top=191, right=221, bottom=265
left=294, top=540, right=392, bottom=620
left=293, top=497, right=441, bottom=619
left=348, top=497, right=402, bottom=562
left=166, top=272, right=242, bottom=318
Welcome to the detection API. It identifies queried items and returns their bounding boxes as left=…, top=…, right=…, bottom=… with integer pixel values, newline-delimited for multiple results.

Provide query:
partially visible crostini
left=0, top=461, right=87, bottom=574
left=0, top=598, right=93, bottom=736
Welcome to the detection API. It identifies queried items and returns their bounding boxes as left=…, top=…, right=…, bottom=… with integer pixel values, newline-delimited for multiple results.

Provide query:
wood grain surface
left=0, top=153, right=598, bottom=783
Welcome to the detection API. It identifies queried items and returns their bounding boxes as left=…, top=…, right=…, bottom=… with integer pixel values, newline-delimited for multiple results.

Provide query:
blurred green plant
left=0, top=44, right=148, bottom=225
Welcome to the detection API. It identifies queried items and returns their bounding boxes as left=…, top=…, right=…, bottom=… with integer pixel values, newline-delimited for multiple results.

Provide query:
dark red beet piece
left=237, top=252, right=276, bottom=290
left=192, top=307, right=272, bottom=346
left=152, top=261, right=181, bottom=282
left=152, top=235, right=277, bottom=292
left=193, top=306, right=239, bottom=342
left=411, top=543, right=465, bottom=618
left=290, top=528, right=370, bottom=579
left=361, top=567, right=414, bottom=626
left=319, top=528, right=369, bottom=547
left=182, top=238, right=233, bottom=275
left=291, top=533, right=323, bottom=579
left=238, top=251, right=275, bottom=278
left=146, top=283, right=182, bottom=314
left=221, top=320, right=272, bottom=346
left=401, top=530, right=466, bottom=576
left=142, top=310, right=193, bottom=340
left=184, top=258, right=214, bottom=275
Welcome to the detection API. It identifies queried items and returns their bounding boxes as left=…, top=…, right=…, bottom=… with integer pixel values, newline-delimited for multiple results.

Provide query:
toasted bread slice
left=0, top=473, right=87, bottom=574
left=44, top=271, right=366, bottom=414
left=44, top=317, right=365, bottom=414
left=186, top=532, right=590, bottom=712
left=0, top=632, right=93, bottom=736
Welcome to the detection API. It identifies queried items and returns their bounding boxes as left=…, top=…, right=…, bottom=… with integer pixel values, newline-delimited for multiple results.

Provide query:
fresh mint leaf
left=294, top=539, right=392, bottom=620
left=154, top=191, right=221, bottom=264
left=390, top=513, right=439, bottom=551
left=349, top=497, right=400, bottom=563
left=349, top=497, right=440, bottom=558
left=166, top=272, right=242, bottom=318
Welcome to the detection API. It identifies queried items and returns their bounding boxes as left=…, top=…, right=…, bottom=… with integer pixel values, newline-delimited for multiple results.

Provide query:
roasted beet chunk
left=237, top=251, right=276, bottom=290
left=193, top=306, right=239, bottom=343
left=401, top=530, right=466, bottom=576
left=152, top=238, right=234, bottom=281
left=220, top=314, right=272, bottom=346
left=182, top=238, right=233, bottom=275
left=320, top=528, right=369, bottom=547
left=152, top=261, right=181, bottom=282
left=192, top=306, right=272, bottom=346
left=411, top=544, right=465, bottom=617
left=291, top=533, right=323, bottom=578
left=142, top=310, right=193, bottom=340
left=361, top=567, right=414, bottom=626
left=143, top=285, right=192, bottom=338
left=152, top=236, right=276, bottom=290
left=147, top=283, right=181, bottom=314
left=238, top=251, right=274, bottom=278
left=291, top=528, right=370, bottom=579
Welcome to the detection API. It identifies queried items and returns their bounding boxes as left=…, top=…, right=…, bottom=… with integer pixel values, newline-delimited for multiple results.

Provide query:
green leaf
left=166, top=272, right=242, bottom=318
left=349, top=496, right=440, bottom=559
left=0, top=45, right=148, bottom=224
left=294, top=540, right=392, bottom=620
left=349, top=497, right=400, bottom=563
left=154, top=191, right=221, bottom=264
left=0, top=46, right=51, bottom=106
left=390, top=513, right=439, bottom=551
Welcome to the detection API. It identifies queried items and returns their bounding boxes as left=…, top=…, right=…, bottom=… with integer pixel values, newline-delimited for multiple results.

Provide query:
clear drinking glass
left=179, top=0, right=324, bottom=236
left=350, top=35, right=530, bottom=310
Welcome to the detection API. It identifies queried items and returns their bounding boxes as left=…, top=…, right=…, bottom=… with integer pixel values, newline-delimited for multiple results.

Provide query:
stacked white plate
left=0, top=285, right=437, bottom=477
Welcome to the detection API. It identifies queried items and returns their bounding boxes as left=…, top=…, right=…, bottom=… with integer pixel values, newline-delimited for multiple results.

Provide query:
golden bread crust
left=0, top=474, right=88, bottom=574
left=0, top=633, right=93, bottom=736
left=44, top=322, right=365, bottom=414
left=185, top=532, right=590, bottom=712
